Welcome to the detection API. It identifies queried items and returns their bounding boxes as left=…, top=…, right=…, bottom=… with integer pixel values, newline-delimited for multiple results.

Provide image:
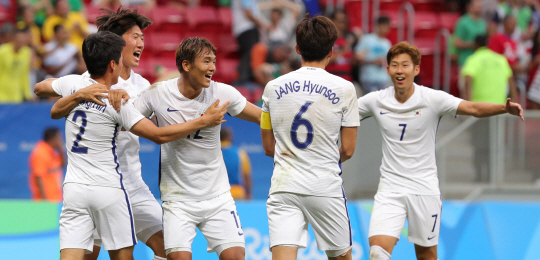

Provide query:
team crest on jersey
left=414, top=110, right=422, bottom=116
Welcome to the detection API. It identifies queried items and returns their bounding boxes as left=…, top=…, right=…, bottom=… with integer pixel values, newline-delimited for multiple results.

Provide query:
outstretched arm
left=50, top=84, right=110, bottom=119
left=235, top=102, right=262, bottom=125
left=456, top=98, right=524, bottom=120
left=34, top=78, right=58, bottom=97
left=130, top=100, right=230, bottom=145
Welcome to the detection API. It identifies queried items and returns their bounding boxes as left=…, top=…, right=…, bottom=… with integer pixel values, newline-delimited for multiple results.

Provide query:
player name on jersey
left=274, top=80, right=342, bottom=104
left=78, top=100, right=107, bottom=113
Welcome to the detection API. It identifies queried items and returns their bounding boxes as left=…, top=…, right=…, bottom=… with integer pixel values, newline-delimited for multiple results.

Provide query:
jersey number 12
left=291, top=102, right=313, bottom=149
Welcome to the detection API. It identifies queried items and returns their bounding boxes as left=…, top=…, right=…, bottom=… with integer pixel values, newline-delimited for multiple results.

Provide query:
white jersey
left=357, top=84, right=463, bottom=195
left=52, top=74, right=145, bottom=188
left=261, top=67, right=360, bottom=198
left=134, top=78, right=247, bottom=201
left=81, top=70, right=150, bottom=191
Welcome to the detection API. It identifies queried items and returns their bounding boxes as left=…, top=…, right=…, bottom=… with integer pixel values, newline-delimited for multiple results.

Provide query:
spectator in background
left=221, top=127, right=252, bottom=200
left=43, top=24, right=82, bottom=78
left=232, top=0, right=265, bottom=84
left=43, top=0, right=88, bottom=52
left=327, top=10, right=362, bottom=81
left=461, top=35, right=518, bottom=182
left=0, top=22, right=15, bottom=44
left=489, top=15, right=524, bottom=72
left=259, top=0, right=300, bottom=46
left=527, top=28, right=540, bottom=108
left=0, top=27, right=33, bottom=103
left=354, top=16, right=392, bottom=93
left=251, top=42, right=293, bottom=86
left=491, top=0, right=533, bottom=40
left=29, top=127, right=65, bottom=202
left=18, top=4, right=42, bottom=52
left=454, top=0, right=486, bottom=68
left=18, top=0, right=54, bottom=27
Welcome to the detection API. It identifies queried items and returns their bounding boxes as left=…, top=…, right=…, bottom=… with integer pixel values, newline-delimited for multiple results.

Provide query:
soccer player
left=34, top=7, right=169, bottom=259
left=359, top=42, right=523, bottom=260
left=133, top=37, right=261, bottom=260
left=260, top=15, right=359, bottom=260
left=56, top=31, right=228, bottom=260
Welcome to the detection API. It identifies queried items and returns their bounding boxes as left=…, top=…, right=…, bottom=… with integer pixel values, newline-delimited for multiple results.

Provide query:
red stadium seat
left=146, top=32, right=182, bottom=58
left=149, top=7, right=187, bottom=33
left=380, top=0, right=406, bottom=12
left=440, top=12, right=460, bottom=33
left=251, top=87, right=264, bottom=103
left=86, top=5, right=105, bottom=24
left=235, top=86, right=252, bottom=102
left=214, top=59, right=239, bottom=84
left=414, top=12, right=440, bottom=39
left=411, top=0, right=443, bottom=12
left=218, top=7, right=232, bottom=34
left=186, top=7, right=221, bottom=34
left=132, top=60, right=153, bottom=82
left=415, top=38, right=435, bottom=86
left=344, top=0, right=365, bottom=31
left=218, top=33, right=239, bottom=59
left=182, top=31, right=219, bottom=47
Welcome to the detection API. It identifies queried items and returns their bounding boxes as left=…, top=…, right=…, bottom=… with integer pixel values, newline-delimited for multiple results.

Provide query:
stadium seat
left=251, top=87, right=264, bottom=103
left=440, top=12, right=460, bottom=33
left=183, top=31, right=219, bottom=48
left=149, top=7, right=187, bottom=33
left=235, top=86, right=252, bottom=102
left=415, top=38, right=436, bottom=86
left=380, top=0, right=406, bottom=12
left=218, top=7, right=232, bottom=34
left=149, top=56, right=178, bottom=78
left=132, top=60, right=153, bottom=82
left=186, top=6, right=221, bottom=34
left=146, top=32, right=182, bottom=58
left=218, top=33, right=239, bottom=59
left=86, top=5, right=104, bottom=24
left=344, top=0, right=365, bottom=31
left=214, top=59, right=239, bottom=84
left=410, top=0, right=442, bottom=11
left=0, top=5, right=10, bottom=23
left=414, top=12, right=440, bottom=39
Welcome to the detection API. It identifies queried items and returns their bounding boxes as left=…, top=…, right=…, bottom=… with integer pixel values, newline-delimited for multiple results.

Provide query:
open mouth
left=133, top=51, right=141, bottom=60
left=396, top=77, right=405, bottom=83
left=205, top=74, right=212, bottom=80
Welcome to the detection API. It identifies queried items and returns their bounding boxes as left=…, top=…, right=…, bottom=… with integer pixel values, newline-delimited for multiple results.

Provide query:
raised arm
left=235, top=102, right=262, bottom=125
left=456, top=98, right=524, bottom=120
left=339, top=127, right=358, bottom=162
left=34, top=78, right=59, bottom=97
left=50, top=84, right=110, bottom=119
left=130, top=100, right=229, bottom=145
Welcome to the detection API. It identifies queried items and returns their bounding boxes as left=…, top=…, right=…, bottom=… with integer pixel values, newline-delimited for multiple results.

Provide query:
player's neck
left=120, top=66, right=131, bottom=81
left=177, top=75, right=203, bottom=99
left=301, top=59, right=329, bottom=70
left=89, top=75, right=113, bottom=89
left=394, top=84, right=415, bottom=103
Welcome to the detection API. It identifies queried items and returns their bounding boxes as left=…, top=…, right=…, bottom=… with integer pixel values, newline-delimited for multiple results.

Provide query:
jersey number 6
left=291, top=102, right=314, bottom=149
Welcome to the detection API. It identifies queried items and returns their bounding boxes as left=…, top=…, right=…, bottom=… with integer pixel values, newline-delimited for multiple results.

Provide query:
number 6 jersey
left=262, top=67, right=360, bottom=198
left=357, top=84, right=462, bottom=195
left=52, top=74, right=145, bottom=188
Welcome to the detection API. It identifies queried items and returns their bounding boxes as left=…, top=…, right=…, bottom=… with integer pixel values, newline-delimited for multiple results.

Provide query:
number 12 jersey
left=262, top=67, right=359, bottom=198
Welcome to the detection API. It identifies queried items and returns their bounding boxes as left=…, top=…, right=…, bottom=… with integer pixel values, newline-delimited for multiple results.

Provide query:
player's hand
left=76, top=84, right=109, bottom=106
left=108, top=89, right=130, bottom=112
left=203, top=99, right=230, bottom=127
left=505, top=98, right=524, bottom=121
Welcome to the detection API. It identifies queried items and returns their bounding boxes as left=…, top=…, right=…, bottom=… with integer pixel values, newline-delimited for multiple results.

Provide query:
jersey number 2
left=291, top=102, right=313, bottom=149
left=71, top=110, right=88, bottom=154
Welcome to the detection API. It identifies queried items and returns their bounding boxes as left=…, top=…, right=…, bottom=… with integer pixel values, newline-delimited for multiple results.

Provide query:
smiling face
left=387, top=53, right=420, bottom=91
left=121, top=25, right=144, bottom=69
left=184, top=49, right=216, bottom=88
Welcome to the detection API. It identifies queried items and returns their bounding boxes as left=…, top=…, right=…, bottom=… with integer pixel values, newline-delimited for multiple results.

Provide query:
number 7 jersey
left=262, top=67, right=359, bottom=198
left=357, top=84, right=463, bottom=195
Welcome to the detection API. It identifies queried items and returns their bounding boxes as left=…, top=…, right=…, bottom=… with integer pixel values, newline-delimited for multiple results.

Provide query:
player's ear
left=327, top=46, right=334, bottom=59
left=182, top=60, right=190, bottom=72
left=414, top=64, right=420, bottom=76
left=295, top=45, right=301, bottom=55
left=109, top=60, right=116, bottom=73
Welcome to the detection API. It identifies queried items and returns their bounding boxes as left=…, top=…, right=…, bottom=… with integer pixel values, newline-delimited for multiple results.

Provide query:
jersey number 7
left=291, top=102, right=313, bottom=149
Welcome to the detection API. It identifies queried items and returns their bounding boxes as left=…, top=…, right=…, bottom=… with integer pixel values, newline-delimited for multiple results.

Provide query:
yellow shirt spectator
left=42, top=12, right=88, bottom=52
left=0, top=42, right=32, bottom=103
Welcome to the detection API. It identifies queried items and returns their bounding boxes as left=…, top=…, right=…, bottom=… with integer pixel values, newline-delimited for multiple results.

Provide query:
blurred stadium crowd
left=0, top=0, right=539, bottom=106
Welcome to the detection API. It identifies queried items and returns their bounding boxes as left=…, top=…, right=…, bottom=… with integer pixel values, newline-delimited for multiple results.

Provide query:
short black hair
left=475, top=35, right=488, bottom=48
left=296, top=14, right=338, bottom=62
left=82, top=31, right=126, bottom=77
left=96, top=6, right=152, bottom=36
left=43, top=127, right=60, bottom=141
left=53, top=24, right=64, bottom=33
left=377, top=16, right=390, bottom=25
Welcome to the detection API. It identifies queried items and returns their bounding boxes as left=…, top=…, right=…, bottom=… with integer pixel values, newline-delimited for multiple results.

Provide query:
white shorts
left=162, top=191, right=245, bottom=256
left=93, top=185, right=163, bottom=246
left=368, top=192, right=442, bottom=247
left=60, top=183, right=137, bottom=252
left=267, top=192, right=352, bottom=257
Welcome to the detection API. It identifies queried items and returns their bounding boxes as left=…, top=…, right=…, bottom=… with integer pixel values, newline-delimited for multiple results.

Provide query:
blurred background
left=1, top=0, right=540, bottom=259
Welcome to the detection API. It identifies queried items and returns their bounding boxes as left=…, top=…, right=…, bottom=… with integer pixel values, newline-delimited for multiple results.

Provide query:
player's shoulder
left=358, top=86, right=392, bottom=102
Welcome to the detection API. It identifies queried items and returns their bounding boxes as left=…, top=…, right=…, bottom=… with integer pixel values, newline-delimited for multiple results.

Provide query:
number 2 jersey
left=52, top=74, right=145, bottom=188
left=134, top=78, right=247, bottom=202
left=357, top=84, right=463, bottom=195
left=262, top=67, right=360, bottom=198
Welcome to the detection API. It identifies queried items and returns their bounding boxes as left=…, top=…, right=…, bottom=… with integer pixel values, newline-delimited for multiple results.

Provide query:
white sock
left=153, top=256, right=166, bottom=260
left=369, top=245, right=391, bottom=260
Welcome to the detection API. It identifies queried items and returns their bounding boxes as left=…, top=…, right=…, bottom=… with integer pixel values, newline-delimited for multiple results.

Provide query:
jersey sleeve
left=51, top=75, right=80, bottom=96
left=430, top=89, right=463, bottom=116
left=216, top=83, right=247, bottom=116
left=115, top=103, right=145, bottom=131
left=357, top=92, right=376, bottom=119
left=133, top=85, right=157, bottom=118
left=261, top=82, right=273, bottom=113
left=341, top=84, right=360, bottom=127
